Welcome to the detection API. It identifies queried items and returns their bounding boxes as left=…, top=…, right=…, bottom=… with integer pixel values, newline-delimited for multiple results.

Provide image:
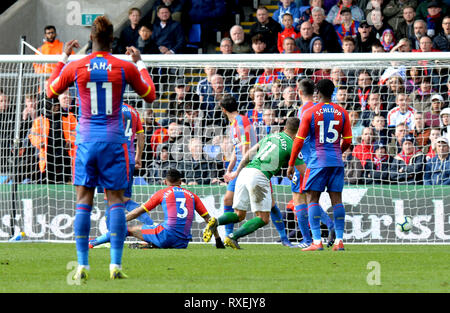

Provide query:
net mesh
left=0, top=54, right=449, bottom=243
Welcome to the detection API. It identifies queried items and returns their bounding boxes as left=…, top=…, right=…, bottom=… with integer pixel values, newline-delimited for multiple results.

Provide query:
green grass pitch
left=0, top=243, right=449, bottom=293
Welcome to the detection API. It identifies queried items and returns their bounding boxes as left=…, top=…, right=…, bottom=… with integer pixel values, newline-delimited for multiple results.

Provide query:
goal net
left=0, top=53, right=449, bottom=244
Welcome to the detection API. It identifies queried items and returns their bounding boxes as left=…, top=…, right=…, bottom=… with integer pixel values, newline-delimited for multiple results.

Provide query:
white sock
left=313, top=240, right=322, bottom=245
left=335, top=239, right=342, bottom=244
left=78, top=265, right=90, bottom=271
left=110, top=264, right=122, bottom=271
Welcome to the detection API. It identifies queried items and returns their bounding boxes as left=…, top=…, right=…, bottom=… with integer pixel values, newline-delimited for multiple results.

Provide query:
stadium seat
left=133, top=176, right=148, bottom=185
left=186, top=24, right=202, bottom=53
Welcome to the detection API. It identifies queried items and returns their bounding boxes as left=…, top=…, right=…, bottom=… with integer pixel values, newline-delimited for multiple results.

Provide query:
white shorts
left=233, top=167, right=272, bottom=213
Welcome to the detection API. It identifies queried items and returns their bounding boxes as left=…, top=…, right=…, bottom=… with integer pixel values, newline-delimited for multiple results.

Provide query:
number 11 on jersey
left=87, top=82, right=113, bottom=115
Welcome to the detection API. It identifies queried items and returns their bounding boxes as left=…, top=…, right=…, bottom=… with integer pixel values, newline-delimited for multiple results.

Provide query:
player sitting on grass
left=203, top=117, right=306, bottom=249
left=91, top=169, right=224, bottom=249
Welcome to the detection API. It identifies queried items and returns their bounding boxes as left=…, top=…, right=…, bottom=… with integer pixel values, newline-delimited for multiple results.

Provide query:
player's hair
left=285, top=117, right=300, bottom=133
left=316, top=79, right=335, bottom=99
left=219, top=94, right=238, bottom=113
left=166, top=168, right=182, bottom=183
left=298, top=78, right=315, bottom=96
left=91, top=16, right=114, bottom=49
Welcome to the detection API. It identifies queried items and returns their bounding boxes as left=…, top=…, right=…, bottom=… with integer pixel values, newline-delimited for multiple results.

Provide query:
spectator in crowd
left=390, top=134, right=426, bottom=184
left=380, top=28, right=396, bottom=51
left=387, top=92, right=417, bottom=130
left=344, top=148, right=370, bottom=184
left=365, top=141, right=393, bottom=184
left=390, top=37, right=412, bottom=52
left=371, top=41, right=386, bottom=52
left=425, top=127, right=442, bottom=160
left=335, top=86, right=354, bottom=111
left=219, top=37, right=233, bottom=54
left=411, top=76, right=436, bottom=112
left=230, top=25, right=252, bottom=54
left=342, top=35, right=357, bottom=52
left=117, top=8, right=141, bottom=54
left=334, top=7, right=360, bottom=46
left=246, top=86, right=266, bottom=129
left=28, top=100, right=73, bottom=184
left=409, top=19, right=427, bottom=50
left=363, top=0, right=386, bottom=18
left=424, top=136, right=450, bottom=185
left=141, top=109, right=162, bottom=168
left=295, top=21, right=315, bottom=53
left=0, top=89, right=15, bottom=157
left=311, top=7, right=343, bottom=52
left=350, top=110, right=365, bottom=144
left=135, top=23, right=159, bottom=54
left=281, top=36, right=301, bottom=54
left=151, top=5, right=185, bottom=54
left=353, top=126, right=375, bottom=168
left=180, top=137, right=221, bottom=185
left=355, top=20, right=378, bottom=52
left=145, top=0, right=184, bottom=24
left=180, top=102, right=202, bottom=138
left=299, top=0, right=323, bottom=23
left=249, top=6, right=282, bottom=53
left=413, top=35, right=441, bottom=52
left=392, top=5, right=416, bottom=40
left=164, top=121, right=188, bottom=161
left=371, top=114, right=389, bottom=145
left=425, top=94, right=445, bottom=128
left=411, top=112, right=431, bottom=151
left=146, top=144, right=178, bottom=185
left=354, top=69, right=373, bottom=111
left=327, top=0, right=365, bottom=26
left=280, top=67, right=300, bottom=87
left=433, top=15, right=450, bottom=51
left=361, top=90, right=386, bottom=126
left=424, top=1, right=444, bottom=37
left=387, top=122, right=408, bottom=156
left=21, top=94, right=38, bottom=139
left=258, top=108, right=282, bottom=141
left=416, top=0, right=448, bottom=22
left=277, top=13, right=300, bottom=53
left=256, top=67, right=282, bottom=91
left=270, top=80, right=283, bottom=108
left=311, top=35, right=326, bottom=53
left=251, top=33, right=269, bottom=54
left=369, top=9, right=392, bottom=40
left=330, top=67, right=348, bottom=97
left=196, top=65, right=216, bottom=102
left=187, top=0, right=227, bottom=46
left=440, top=107, right=450, bottom=141
left=382, top=74, right=406, bottom=111
left=230, top=65, right=257, bottom=113
left=273, top=0, right=301, bottom=30
left=33, top=25, right=67, bottom=74
left=200, top=74, right=233, bottom=125
left=276, top=85, right=299, bottom=126
left=165, top=78, right=198, bottom=125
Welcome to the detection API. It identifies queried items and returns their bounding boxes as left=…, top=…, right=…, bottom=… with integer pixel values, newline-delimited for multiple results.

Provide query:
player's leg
left=73, top=185, right=95, bottom=279
left=328, top=167, right=346, bottom=251
left=223, top=184, right=236, bottom=236
left=270, top=196, right=292, bottom=247
left=292, top=191, right=312, bottom=248
left=226, top=169, right=271, bottom=249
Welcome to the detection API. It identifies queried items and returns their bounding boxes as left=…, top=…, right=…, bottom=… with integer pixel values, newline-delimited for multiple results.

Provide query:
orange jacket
left=33, top=39, right=64, bottom=74
left=28, top=113, right=77, bottom=172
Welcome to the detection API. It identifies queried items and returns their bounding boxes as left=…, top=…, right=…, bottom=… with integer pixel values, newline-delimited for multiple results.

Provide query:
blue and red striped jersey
left=296, top=100, right=316, bottom=164
left=142, top=186, right=208, bottom=239
left=296, top=102, right=352, bottom=168
left=46, top=52, right=155, bottom=144
left=230, top=114, right=258, bottom=163
left=122, top=103, right=143, bottom=164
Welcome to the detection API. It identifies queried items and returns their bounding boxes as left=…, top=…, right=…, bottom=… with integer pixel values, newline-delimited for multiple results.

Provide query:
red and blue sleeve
left=125, top=63, right=156, bottom=104
left=46, top=61, right=76, bottom=98
left=193, top=194, right=208, bottom=217
left=341, top=108, right=353, bottom=152
left=289, top=111, right=311, bottom=167
left=142, top=189, right=165, bottom=213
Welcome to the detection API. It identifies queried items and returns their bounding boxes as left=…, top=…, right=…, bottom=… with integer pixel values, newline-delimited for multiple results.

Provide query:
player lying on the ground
left=203, top=117, right=306, bottom=249
left=90, top=169, right=225, bottom=249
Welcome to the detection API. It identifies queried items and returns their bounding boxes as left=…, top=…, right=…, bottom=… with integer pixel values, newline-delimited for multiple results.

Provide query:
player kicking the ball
left=46, top=16, right=156, bottom=280
left=203, top=117, right=306, bottom=249
left=287, top=79, right=352, bottom=251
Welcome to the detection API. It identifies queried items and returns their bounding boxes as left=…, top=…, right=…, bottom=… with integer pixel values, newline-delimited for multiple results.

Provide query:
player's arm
left=46, top=40, right=80, bottom=98
left=226, top=149, right=237, bottom=174
left=287, top=115, right=310, bottom=179
left=125, top=47, right=156, bottom=104
left=341, top=109, right=353, bottom=153
left=126, top=190, right=162, bottom=222
left=135, top=131, right=145, bottom=169
left=225, top=143, right=260, bottom=182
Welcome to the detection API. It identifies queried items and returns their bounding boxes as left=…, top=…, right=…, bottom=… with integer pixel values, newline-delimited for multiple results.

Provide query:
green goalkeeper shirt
left=246, top=131, right=304, bottom=180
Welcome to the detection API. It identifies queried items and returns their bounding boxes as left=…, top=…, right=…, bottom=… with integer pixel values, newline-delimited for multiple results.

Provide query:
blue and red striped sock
left=108, top=203, right=127, bottom=266
left=308, top=202, right=322, bottom=242
left=295, top=204, right=311, bottom=243
left=332, top=203, right=345, bottom=239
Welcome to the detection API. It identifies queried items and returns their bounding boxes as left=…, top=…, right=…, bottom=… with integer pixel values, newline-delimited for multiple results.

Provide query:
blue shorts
left=74, top=142, right=129, bottom=190
left=227, top=177, right=237, bottom=192
left=141, top=224, right=189, bottom=249
left=302, top=167, right=344, bottom=193
left=290, top=167, right=303, bottom=193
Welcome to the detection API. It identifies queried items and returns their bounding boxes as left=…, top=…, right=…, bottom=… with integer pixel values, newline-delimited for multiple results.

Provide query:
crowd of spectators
left=2, top=0, right=450, bottom=187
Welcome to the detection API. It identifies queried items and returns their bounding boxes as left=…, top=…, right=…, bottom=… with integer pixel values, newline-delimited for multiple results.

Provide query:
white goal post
left=0, top=52, right=449, bottom=244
